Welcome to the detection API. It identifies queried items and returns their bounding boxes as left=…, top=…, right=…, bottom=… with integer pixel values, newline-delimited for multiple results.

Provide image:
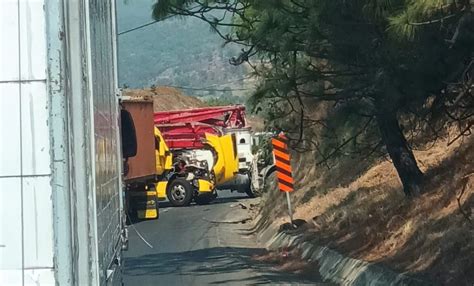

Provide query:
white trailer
left=0, top=0, right=125, bottom=285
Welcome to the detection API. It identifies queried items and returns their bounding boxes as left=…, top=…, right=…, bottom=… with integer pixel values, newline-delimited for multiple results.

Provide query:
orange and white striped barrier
left=272, top=132, right=295, bottom=225
left=271, top=134, right=294, bottom=192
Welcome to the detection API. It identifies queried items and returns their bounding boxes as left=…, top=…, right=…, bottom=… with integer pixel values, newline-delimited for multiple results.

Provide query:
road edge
left=253, top=216, right=435, bottom=286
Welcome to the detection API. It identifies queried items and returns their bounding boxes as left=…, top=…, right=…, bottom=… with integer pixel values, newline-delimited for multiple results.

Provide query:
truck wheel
left=194, top=194, right=215, bottom=205
left=167, top=178, right=193, bottom=207
left=243, top=176, right=261, bottom=198
left=245, top=186, right=261, bottom=198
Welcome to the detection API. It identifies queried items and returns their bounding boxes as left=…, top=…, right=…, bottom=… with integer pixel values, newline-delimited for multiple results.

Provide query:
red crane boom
left=154, top=105, right=247, bottom=149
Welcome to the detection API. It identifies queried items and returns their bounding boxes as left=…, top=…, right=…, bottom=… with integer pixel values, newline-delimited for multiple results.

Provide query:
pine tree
left=152, top=0, right=473, bottom=197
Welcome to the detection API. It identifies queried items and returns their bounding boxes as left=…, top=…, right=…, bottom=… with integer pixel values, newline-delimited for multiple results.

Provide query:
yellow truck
left=121, top=98, right=239, bottom=219
left=154, top=127, right=239, bottom=206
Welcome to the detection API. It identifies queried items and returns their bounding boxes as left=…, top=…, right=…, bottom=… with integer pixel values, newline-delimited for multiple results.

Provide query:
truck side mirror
left=121, top=109, right=137, bottom=158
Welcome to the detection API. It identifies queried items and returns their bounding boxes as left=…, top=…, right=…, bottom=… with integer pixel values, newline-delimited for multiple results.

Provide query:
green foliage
left=152, top=0, right=198, bottom=20
left=151, top=0, right=472, bottom=131
left=389, top=0, right=453, bottom=40
left=152, top=0, right=473, bottom=195
left=202, top=94, right=243, bottom=106
left=318, top=102, right=381, bottom=161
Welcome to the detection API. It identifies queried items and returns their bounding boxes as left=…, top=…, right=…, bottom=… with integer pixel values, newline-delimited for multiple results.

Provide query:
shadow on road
left=124, top=246, right=321, bottom=285
left=158, top=193, right=251, bottom=209
left=127, top=193, right=252, bottom=225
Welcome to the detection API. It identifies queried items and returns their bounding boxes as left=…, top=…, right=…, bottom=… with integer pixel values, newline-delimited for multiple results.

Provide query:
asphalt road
left=123, top=191, right=329, bottom=285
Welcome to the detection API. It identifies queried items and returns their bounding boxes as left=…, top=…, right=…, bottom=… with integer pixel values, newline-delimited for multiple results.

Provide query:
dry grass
left=259, top=135, right=474, bottom=285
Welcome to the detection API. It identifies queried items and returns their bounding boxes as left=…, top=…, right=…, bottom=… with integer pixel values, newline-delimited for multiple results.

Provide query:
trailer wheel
left=167, top=178, right=193, bottom=207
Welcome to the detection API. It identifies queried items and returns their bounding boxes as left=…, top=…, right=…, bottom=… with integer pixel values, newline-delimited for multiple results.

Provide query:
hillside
left=116, top=0, right=250, bottom=99
left=258, top=133, right=474, bottom=285
left=123, top=86, right=204, bottom=111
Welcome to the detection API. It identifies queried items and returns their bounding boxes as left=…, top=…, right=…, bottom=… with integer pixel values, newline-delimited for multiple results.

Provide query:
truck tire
left=167, top=178, right=193, bottom=207
left=245, top=185, right=261, bottom=198
left=243, top=175, right=261, bottom=198
left=194, top=194, right=215, bottom=205
left=246, top=166, right=276, bottom=198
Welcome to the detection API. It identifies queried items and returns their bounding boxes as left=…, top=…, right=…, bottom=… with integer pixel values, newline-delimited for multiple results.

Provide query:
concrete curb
left=257, top=224, right=434, bottom=286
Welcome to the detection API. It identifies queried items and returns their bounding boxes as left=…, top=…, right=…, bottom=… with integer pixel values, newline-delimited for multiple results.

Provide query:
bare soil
left=123, top=86, right=205, bottom=111
left=259, top=135, right=474, bottom=285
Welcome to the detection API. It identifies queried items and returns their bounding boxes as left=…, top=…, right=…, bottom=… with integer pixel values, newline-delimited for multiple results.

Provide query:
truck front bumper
left=197, top=179, right=214, bottom=193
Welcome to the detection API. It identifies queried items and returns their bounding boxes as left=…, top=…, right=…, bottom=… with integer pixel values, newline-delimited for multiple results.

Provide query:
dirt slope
left=259, top=134, right=474, bottom=285
left=123, top=86, right=205, bottom=111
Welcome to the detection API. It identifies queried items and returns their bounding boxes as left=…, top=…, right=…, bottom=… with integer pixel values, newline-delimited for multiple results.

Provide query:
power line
left=162, top=76, right=255, bottom=92
left=198, top=75, right=255, bottom=87
left=117, top=14, right=175, bottom=36
left=117, top=5, right=201, bottom=36
left=117, top=7, right=257, bottom=92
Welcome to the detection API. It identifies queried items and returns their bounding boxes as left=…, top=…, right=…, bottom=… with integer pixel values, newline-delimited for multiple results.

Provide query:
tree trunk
left=376, top=111, right=424, bottom=197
